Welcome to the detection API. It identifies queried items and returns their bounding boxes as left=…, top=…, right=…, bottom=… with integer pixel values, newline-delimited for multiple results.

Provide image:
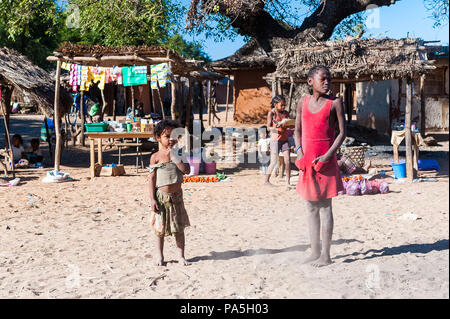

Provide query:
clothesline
left=63, top=62, right=172, bottom=93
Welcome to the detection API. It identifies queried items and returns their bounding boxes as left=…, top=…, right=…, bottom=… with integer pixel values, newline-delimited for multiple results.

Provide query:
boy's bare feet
left=285, top=184, right=295, bottom=190
left=264, top=181, right=275, bottom=187
left=155, top=257, right=164, bottom=266
left=179, top=258, right=191, bottom=266
left=311, top=255, right=332, bottom=267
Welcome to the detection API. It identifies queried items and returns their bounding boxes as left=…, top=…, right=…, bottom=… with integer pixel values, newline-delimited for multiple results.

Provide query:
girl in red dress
left=294, top=66, right=346, bottom=267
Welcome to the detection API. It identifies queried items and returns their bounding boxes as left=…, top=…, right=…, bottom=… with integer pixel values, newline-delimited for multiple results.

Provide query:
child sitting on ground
left=25, top=138, right=43, bottom=164
left=11, top=134, right=24, bottom=163
left=149, top=119, right=191, bottom=266
left=258, top=125, right=270, bottom=174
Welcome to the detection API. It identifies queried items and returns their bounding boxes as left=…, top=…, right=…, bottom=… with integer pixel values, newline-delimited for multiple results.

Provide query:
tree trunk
left=405, top=78, right=415, bottom=180
left=54, top=60, right=62, bottom=171
left=171, top=78, right=177, bottom=121
left=80, top=90, right=86, bottom=146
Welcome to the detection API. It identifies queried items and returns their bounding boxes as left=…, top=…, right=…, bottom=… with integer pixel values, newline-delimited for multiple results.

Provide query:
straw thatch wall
left=0, top=47, right=71, bottom=117
left=275, top=38, right=435, bottom=82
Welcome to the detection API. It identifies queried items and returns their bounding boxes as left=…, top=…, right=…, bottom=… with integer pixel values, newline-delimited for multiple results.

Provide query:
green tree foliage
left=0, top=0, right=63, bottom=68
left=66, top=0, right=182, bottom=46
left=61, top=0, right=210, bottom=60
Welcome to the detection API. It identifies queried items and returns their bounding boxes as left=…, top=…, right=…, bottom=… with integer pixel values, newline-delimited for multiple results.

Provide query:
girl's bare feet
left=310, top=255, right=332, bottom=267
left=301, top=253, right=321, bottom=264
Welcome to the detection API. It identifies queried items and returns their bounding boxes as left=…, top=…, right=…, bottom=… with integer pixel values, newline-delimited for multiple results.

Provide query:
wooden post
left=0, top=85, right=12, bottom=149
left=54, top=59, right=62, bottom=171
left=89, top=138, right=95, bottom=178
left=271, top=77, right=276, bottom=97
left=225, top=75, right=230, bottom=122
left=0, top=87, right=15, bottom=178
left=277, top=78, right=282, bottom=97
left=80, top=90, right=86, bottom=146
left=345, top=83, right=353, bottom=124
left=170, top=77, right=177, bottom=120
left=100, top=88, right=108, bottom=122
left=185, top=77, right=194, bottom=153
left=155, top=82, right=165, bottom=119
left=185, top=77, right=193, bottom=129
left=131, top=86, right=135, bottom=118
left=420, top=74, right=426, bottom=136
left=113, top=84, right=117, bottom=121
left=405, top=78, right=415, bottom=180
left=287, top=77, right=294, bottom=113
left=207, top=80, right=212, bottom=126
left=123, top=84, right=127, bottom=115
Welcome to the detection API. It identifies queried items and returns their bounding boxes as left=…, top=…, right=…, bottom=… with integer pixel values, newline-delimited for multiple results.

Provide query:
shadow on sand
left=189, top=238, right=364, bottom=262
left=333, top=239, right=449, bottom=263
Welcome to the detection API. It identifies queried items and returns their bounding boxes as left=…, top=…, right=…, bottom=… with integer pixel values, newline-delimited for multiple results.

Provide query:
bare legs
left=155, top=235, right=164, bottom=266
left=303, top=199, right=334, bottom=267
left=155, top=232, right=190, bottom=266
left=175, top=231, right=190, bottom=265
left=282, top=150, right=293, bottom=188
left=264, top=147, right=279, bottom=186
left=265, top=147, right=291, bottom=187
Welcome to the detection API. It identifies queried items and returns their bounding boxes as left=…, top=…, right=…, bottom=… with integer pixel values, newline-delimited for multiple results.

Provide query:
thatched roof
left=0, top=47, right=70, bottom=117
left=51, top=43, right=202, bottom=76
left=274, top=38, right=436, bottom=83
left=209, top=39, right=276, bottom=72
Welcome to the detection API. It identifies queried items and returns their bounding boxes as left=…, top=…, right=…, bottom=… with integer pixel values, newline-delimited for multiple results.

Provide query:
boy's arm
left=171, top=149, right=190, bottom=175
left=294, top=97, right=304, bottom=160
left=313, top=98, right=346, bottom=163
left=149, top=154, right=159, bottom=213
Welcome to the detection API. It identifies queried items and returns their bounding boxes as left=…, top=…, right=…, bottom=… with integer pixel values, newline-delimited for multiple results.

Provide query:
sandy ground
left=0, top=113, right=448, bottom=299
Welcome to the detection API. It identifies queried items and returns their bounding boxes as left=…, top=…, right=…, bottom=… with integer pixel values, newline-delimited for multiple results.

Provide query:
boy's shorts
left=150, top=189, right=190, bottom=237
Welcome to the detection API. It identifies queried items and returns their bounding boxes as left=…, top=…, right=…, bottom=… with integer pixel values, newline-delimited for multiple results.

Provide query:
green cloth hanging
left=122, top=66, right=148, bottom=87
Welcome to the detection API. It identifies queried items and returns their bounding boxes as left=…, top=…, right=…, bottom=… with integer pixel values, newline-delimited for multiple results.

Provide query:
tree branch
left=295, top=0, right=399, bottom=42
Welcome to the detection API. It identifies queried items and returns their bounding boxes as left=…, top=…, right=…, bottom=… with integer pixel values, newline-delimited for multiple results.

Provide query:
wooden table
left=86, top=132, right=154, bottom=178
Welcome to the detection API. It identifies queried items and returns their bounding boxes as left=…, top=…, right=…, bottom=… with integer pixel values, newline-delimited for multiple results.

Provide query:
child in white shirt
left=258, top=126, right=270, bottom=174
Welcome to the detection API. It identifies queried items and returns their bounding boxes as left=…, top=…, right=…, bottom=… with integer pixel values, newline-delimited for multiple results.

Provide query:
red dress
left=296, top=96, right=344, bottom=201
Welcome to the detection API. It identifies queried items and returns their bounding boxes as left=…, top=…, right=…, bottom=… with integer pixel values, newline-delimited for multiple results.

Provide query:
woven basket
left=338, top=146, right=368, bottom=168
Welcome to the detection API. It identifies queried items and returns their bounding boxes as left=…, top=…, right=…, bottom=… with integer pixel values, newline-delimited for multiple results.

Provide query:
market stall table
left=86, top=132, right=154, bottom=178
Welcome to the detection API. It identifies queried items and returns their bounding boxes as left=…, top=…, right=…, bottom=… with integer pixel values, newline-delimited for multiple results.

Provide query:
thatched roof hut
left=0, top=47, right=70, bottom=117
left=273, top=38, right=436, bottom=83
left=50, top=42, right=202, bottom=76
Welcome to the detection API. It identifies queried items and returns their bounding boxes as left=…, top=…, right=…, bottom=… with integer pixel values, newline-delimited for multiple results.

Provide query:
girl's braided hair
left=270, top=95, right=285, bottom=109
left=307, top=65, right=331, bottom=79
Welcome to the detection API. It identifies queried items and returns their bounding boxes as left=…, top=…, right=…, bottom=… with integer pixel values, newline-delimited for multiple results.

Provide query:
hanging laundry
left=122, top=65, right=148, bottom=87
left=150, top=63, right=171, bottom=89
left=112, top=66, right=123, bottom=85
left=91, top=66, right=106, bottom=90
left=80, top=66, right=92, bottom=91
left=62, top=62, right=72, bottom=71
left=69, top=64, right=80, bottom=92
left=105, top=67, right=114, bottom=84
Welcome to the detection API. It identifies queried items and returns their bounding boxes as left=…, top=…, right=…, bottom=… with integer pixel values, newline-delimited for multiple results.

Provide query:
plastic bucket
left=204, top=161, right=217, bottom=175
left=187, top=157, right=201, bottom=175
left=391, top=161, right=407, bottom=179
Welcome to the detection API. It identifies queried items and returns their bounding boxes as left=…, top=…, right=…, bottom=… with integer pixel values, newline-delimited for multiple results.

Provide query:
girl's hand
left=150, top=200, right=159, bottom=214
left=312, top=154, right=331, bottom=163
